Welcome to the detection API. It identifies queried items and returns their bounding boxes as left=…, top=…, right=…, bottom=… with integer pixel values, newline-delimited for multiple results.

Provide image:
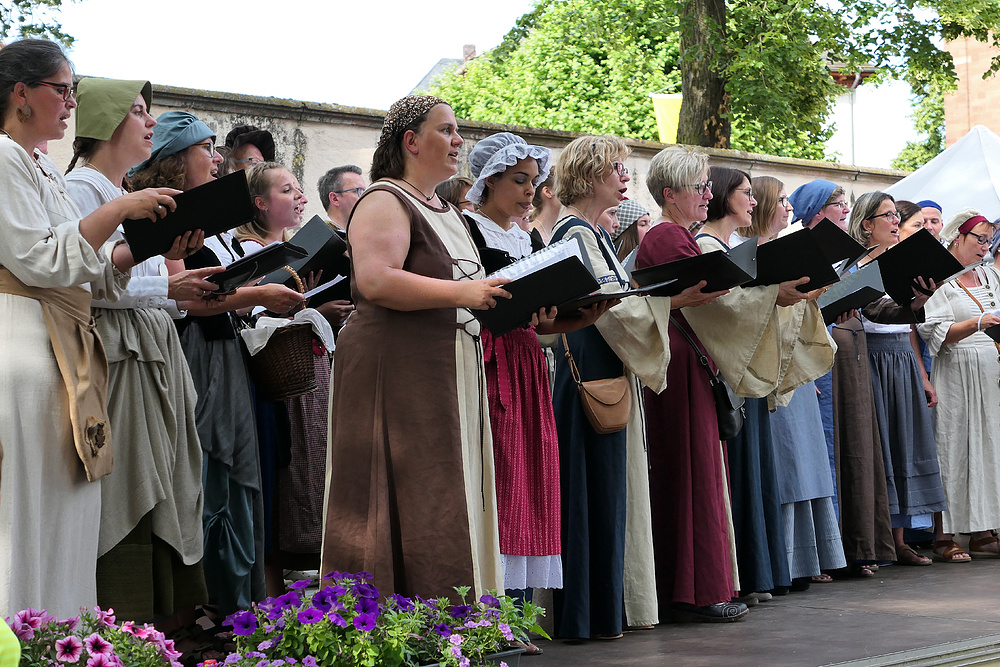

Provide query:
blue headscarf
left=916, top=199, right=942, bottom=212
left=128, top=110, right=215, bottom=176
left=789, top=179, right=837, bottom=224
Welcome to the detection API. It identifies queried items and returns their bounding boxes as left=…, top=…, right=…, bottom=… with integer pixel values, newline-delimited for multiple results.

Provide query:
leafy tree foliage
left=1, top=0, right=74, bottom=45
left=430, top=0, right=1000, bottom=163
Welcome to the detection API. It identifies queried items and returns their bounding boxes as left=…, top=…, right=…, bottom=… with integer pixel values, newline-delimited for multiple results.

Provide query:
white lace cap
left=467, top=132, right=551, bottom=206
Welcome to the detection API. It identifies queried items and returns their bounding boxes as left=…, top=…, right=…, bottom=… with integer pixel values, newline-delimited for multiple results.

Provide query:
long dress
left=864, top=318, right=946, bottom=529
left=683, top=233, right=835, bottom=595
left=832, top=299, right=923, bottom=563
left=66, top=168, right=206, bottom=620
left=467, top=212, right=562, bottom=590
left=549, top=216, right=672, bottom=638
left=769, top=380, right=847, bottom=577
left=320, top=182, right=503, bottom=600
left=635, top=222, right=736, bottom=608
left=917, top=268, right=1000, bottom=533
left=0, top=138, right=127, bottom=618
left=179, top=233, right=265, bottom=614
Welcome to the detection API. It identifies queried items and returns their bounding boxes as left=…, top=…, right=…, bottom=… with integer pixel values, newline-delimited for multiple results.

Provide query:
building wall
left=945, top=37, right=1000, bottom=146
left=47, top=82, right=906, bottom=221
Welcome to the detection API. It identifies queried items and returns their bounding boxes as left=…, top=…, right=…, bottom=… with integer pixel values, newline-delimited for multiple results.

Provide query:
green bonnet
left=75, top=78, right=153, bottom=141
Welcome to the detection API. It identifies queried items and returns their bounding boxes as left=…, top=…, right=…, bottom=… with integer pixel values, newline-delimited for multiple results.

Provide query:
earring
left=861, top=228, right=872, bottom=242
left=16, top=105, right=31, bottom=123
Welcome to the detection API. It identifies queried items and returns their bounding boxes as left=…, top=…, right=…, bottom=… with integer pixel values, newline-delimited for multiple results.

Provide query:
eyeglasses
left=968, top=232, right=993, bottom=246
left=825, top=200, right=849, bottom=210
left=335, top=187, right=365, bottom=197
left=778, top=196, right=789, bottom=206
left=867, top=210, right=900, bottom=222
left=234, top=156, right=263, bottom=166
left=611, top=161, right=629, bottom=177
left=33, top=81, right=75, bottom=102
left=192, top=141, right=216, bottom=157
left=737, top=187, right=755, bottom=199
left=686, top=180, right=713, bottom=195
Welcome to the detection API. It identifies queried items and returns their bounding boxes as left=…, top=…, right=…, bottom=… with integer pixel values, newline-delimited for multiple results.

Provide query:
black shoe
left=670, top=602, right=749, bottom=623
left=790, top=577, right=811, bottom=592
left=768, top=586, right=790, bottom=596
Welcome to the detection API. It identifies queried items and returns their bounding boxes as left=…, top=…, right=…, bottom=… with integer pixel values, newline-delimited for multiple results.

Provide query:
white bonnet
left=467, top=132, right=551, bottom=206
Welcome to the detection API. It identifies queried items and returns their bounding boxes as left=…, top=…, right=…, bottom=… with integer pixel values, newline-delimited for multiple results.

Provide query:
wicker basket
left=246, top=266, right=317, bottom=401
left=247, top=322, right=318, bottom=401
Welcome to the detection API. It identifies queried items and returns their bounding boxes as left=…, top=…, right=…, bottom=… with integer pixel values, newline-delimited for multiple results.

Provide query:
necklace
left=398, top=177, right=434, bottom=201
left=565, top=205, right=590, bottom=223
left=475, top=206, right=510, bottom=230
left=84, top=161, right=111, bottom=180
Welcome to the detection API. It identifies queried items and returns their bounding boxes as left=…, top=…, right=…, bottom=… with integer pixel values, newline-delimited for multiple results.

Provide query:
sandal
left=968, top=535, right=1000, bottom=559
left=895, top=544, right=932, bottom=566
left=932, top=539, right=972, bottom=563
left=811, top=573, right=834, bottom=584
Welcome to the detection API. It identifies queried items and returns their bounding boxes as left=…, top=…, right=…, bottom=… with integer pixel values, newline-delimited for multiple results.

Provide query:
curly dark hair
left=127, top=152, right=187, bottom=191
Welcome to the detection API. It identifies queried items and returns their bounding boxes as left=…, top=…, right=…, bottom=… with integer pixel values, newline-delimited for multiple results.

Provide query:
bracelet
left=977, top=312, right=987, bottom=332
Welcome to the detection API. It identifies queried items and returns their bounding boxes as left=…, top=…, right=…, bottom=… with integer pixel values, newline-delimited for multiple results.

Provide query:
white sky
left=59, top=0, right=538, bottom=111
left=54, top=0, right=917, bottom=169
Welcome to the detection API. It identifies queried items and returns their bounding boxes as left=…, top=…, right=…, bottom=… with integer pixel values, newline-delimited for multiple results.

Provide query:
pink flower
left=63, top=616, right=80, bottom=632
left=118, top=621, right=134, bottom=635
left=14, top=609, right=43, bottom=630
left=93, top=607, right=116, bottom=628
left=84, top=633, right=113, bottom=657
left=56, top=636, right=84, bottom=663
left=86, top=654, right=114, bottom=667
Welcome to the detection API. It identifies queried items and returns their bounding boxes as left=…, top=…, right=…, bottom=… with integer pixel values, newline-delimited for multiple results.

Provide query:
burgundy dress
left=637, top=222, right=735, bottom=608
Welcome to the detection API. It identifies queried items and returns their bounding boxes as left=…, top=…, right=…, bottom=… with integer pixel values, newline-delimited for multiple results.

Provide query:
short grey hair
left=646, top=145, right=709, bottom=207
left=317, top=164, right=362, bottom=206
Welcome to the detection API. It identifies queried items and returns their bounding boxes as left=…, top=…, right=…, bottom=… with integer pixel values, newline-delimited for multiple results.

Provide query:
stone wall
left=47, top=82, right=906, bottom=220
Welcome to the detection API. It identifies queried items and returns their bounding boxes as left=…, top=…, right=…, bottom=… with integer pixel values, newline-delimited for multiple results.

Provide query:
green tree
left=1, top=0, right=74, bottom=45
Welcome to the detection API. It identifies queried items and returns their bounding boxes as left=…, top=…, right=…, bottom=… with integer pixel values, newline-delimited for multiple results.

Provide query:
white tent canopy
left=886, top=125, right=1000, bottom=224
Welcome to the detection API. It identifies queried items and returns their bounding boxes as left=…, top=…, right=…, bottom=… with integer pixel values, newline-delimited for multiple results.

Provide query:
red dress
left=637, top=222, right=735, bottom=607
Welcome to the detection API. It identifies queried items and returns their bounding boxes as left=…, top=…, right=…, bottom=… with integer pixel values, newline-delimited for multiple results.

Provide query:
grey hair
left=317, top=164, right=363, bottom=207
left=646, top=145, right=709, bottom=207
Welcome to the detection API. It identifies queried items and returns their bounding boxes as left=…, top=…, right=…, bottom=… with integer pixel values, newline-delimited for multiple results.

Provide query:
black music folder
left=259, top=217, right=351, bottom=305
left=122, top=171, right=255, bottom=263
left=559, top=279, right=678, bottom=311
left=875, top=229, right=965, bottom=305
left=474, top=238, right=600, bottom=336
left=631, top=237, right=758, bottom=296
left=744, top=227, right=841, bottom=292
left=809, top=218, right=870, bottom=275
left=207, top=241, right=308, bottom=293
left=983, top=323, right=1000, bottom=344
left=817, top=263, right=886, bottom=324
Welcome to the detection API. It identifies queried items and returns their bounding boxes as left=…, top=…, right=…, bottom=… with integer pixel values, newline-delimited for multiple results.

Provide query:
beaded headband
left=377, top=95, right=448, bottom=148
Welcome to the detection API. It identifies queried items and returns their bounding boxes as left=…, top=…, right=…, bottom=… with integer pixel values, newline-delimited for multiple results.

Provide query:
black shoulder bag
left=669, top=316, right=746, bottom=440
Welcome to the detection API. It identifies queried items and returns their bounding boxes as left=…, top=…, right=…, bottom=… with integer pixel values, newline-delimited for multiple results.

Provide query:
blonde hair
left=646, top=145, right=709, bottom=207
left=235, top=161, right=289, bottom=245
left=743, top=176, right=784, bottom=239
left=554, top=135, right=629, bottom=206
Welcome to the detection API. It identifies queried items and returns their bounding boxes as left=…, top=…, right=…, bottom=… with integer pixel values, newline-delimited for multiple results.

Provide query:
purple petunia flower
left=449, top=633, right=463, bottom=646
left=224, top=654, right=242, bottom=665
left=460, top=658, right=470, bottom=667
left=302, top=658, right=317, bottom=667
left=354, top=598, right=378, bottom=617
left=387, top=594, right=414, bottom=612
left=450, top=646, right=462, bottom=660
left=288, top=580, right=310, bottom=591
left=9, top=617, right=34, bottom=642
left=327, top=612, right=347, bottom=628
left=14, top=609, right=43, bottom=630
left=275, top=591, right=302, bottom=611
left=84, top=633, right=113, bottom=657
left=311, top=588, right=335, bottom=613
left=479, top=594, right=501, bottom=608
left=225, top=611, right=258, bottom=637
left=257, top=640, right=274, bottom=651
left=352, top=582, right=378, bottom=600
left=498, top=622, right=513, bottom=641
left=450, top=606, right=472, bottom=621
left=93, top=606, right=116, bottom=628
left=329, top=585, right=347, bottom=598
left=431, top=623, right=451, bottom=637
left=56, top=635, right=84, bottom=663
left=352, top=613, right=376, bottom=632
left=245, top=652, right=266, bottom=659
left=297, top=608, right=324, bottom=624
left=284, top=659, right=297, bottom=665
left=63, top=616, right=80, bottom=632
left=356, top=571, right=374, bottom=581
